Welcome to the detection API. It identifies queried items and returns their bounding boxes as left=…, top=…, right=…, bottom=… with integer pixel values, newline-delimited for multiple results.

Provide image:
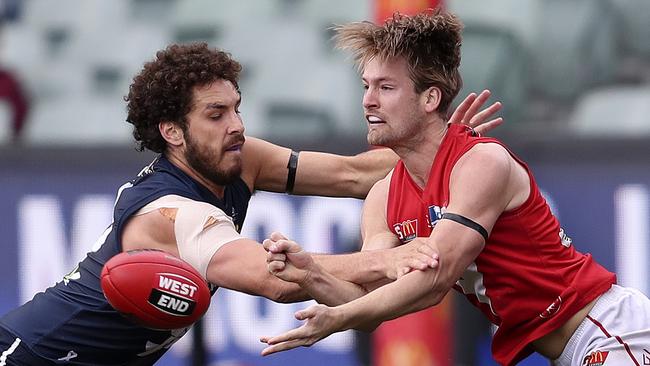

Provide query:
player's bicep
left=242, top=136, right=356, bottom=196
left=292, top=148, right=398, bottom=198
left=446, top=143, right=514, bottom=235
left=426, top=144, right=513, bottom=288
left=173, top=201, right=243, bottom=280
left=241, top=137, right=292, bottom=193
left=361, top=175, right=399, bottom=251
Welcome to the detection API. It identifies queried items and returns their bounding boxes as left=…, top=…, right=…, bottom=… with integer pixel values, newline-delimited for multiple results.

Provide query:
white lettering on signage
left=17, top=195, right=113, bottom=303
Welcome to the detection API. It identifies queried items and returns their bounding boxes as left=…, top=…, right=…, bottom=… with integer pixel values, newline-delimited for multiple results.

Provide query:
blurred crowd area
left=0, top=0, right=648, bottom=146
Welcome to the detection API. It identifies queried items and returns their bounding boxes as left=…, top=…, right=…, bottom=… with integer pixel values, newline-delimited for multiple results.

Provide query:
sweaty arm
left=121, top=195, right=309, bottom=303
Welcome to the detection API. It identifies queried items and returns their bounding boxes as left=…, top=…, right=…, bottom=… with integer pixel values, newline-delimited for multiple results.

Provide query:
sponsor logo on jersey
left=62, top=265, right=81, bottom=285
left=539, top=296, right=562, bottom=319
left=427, top=205, right=445, bottom=228
left=149, top=273, right=199, bottom=316
left=57, top=350, right=78, bottom=362
left=393, top=219, right=418, bottom=242
left=559, top=228, right=573, bottom=247
left=582, top=350, right=609, bottom=366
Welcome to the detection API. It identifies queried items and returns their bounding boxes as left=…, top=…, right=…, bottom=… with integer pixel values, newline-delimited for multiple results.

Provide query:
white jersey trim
left=0, top=337, right=21, bottom=366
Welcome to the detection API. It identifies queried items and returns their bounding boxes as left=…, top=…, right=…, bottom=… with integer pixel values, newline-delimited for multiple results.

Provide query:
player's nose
left=363, top=87, right=379, bottom=109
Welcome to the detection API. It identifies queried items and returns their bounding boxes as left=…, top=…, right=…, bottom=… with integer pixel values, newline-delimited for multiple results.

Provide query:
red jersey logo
left=393, top=219, right=418, bottom=242
left=539, top=296, right=562, bottom=319
left=583, top=350, right=609, bottom=366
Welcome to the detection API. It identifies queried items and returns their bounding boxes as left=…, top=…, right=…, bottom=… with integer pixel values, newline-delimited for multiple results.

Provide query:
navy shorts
left=0, top=327, right=52, bottom=366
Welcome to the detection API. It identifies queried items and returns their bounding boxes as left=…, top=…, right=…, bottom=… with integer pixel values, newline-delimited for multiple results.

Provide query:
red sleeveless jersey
left=386, top=124, right=615, bottom=365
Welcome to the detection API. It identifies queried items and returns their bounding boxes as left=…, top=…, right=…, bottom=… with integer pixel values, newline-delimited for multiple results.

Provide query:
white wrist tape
left=136, top=195, right=242, bottom=279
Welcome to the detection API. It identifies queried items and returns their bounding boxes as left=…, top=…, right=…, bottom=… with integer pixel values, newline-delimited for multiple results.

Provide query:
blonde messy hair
left=334, top=9, right=463, bottom=115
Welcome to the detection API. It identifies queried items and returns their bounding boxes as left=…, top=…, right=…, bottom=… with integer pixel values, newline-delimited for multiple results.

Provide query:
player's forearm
left=338, top=269, right=446, bottom=331
left=258, top=275, right=312, bottom=304
left=348, top=148, right=398, bottom=198
left=301, top=263, right=368, bottom=306
left=313, top=249, right=391, bottom=285
left=292, top=149, right=397, bottom=199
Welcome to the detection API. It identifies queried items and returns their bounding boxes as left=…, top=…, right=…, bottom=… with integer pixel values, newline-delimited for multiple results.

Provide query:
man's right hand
left=385, top=238, right=440, bottom=280
left=263, top=232, right=315, bottom=286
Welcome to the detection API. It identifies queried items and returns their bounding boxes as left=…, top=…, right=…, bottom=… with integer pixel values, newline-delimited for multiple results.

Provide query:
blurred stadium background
left=0, top=0, right=648, bottom=365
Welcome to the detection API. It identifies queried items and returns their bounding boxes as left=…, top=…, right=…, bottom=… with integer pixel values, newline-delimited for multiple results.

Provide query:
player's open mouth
left=366, top=115, right=385, bottom=124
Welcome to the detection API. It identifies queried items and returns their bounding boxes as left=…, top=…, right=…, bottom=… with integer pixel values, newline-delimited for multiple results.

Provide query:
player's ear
left=423, top=86, right=441, bottom=113
left=159, top=121, right=184, bottom=146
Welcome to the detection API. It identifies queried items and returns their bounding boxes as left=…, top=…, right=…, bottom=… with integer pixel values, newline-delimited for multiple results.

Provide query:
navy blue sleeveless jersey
left=0, top=155, right=251, bottom=365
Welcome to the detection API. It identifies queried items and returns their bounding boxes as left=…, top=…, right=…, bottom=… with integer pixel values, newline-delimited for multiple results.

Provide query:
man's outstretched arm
left=243, top=90, right=502, bottom=199
left=262, top=176, right=438, bottom=305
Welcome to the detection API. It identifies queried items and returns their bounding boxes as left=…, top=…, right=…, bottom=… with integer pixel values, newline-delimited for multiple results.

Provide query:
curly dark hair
left=334, top=9, right=463, bottom=116
left=125, top=43, right=242, bottom=153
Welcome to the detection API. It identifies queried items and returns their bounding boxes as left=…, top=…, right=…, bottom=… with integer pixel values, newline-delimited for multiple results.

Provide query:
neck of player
left=396, top=119, right=448, bottom=190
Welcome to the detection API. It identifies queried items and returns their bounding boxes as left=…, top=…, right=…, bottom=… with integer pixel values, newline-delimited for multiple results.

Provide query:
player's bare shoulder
left=453, top=142, right=529, bottom=211
left=367, top=169, right=393, bottom=200
left=458, top=142, right=513, bottom=173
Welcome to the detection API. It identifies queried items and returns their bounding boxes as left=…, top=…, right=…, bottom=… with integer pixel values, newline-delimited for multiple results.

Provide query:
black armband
left=441, top=212, right=489, bottom=241
left=285, top=150, right=300, bottom=194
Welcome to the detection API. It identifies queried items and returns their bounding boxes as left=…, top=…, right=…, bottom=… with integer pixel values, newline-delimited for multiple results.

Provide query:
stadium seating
left=129, top=0, right=178, bottom=25
left=170, top=0, right=277, bottom=44
left=447, top=0, right=541, bottom=48
left=610, top=0, right=650, bottom=57
left=2, top=0, right=648, bottom=145
left=295, top=0, right=372, bottom=28
left=450, top=0, right=619, bottom=101
left=458, top=25, right=528, bottom=125
left=1, top=24, right=48, bottom=99
left=567, top=86, right=650, bottom=137
left=24, top=96, right=131, bottom=146
left=221, top=16, right=362, bottom=139
left=65, top=24, right=170, bottom=97
left=532, top=0, right=618, bottom=100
